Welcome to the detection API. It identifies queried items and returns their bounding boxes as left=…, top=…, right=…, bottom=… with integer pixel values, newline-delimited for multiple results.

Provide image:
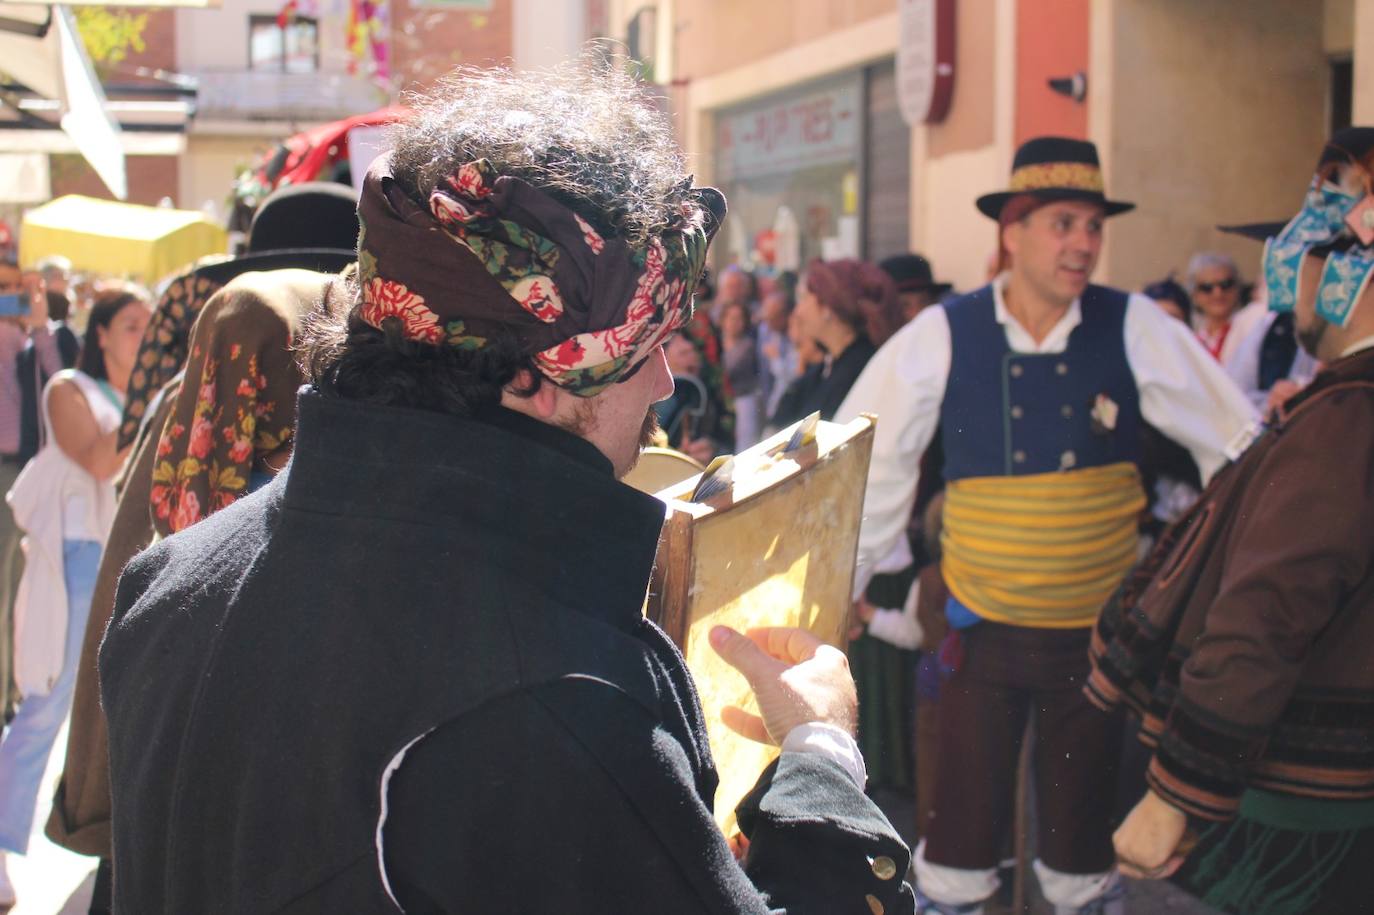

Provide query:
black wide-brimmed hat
left=1219, top=126, right=1374, bottom=243
left=879, top=253, right=952, bottom=297
left=194, top=182, right=358, bottom=286
left=976, top=136, right=1135, bottom=220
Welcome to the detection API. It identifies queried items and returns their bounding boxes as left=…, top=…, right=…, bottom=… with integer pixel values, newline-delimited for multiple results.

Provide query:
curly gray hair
left=1185, top=251, right=1240, bottom=290
left=387, top=57, right=701, bottom=247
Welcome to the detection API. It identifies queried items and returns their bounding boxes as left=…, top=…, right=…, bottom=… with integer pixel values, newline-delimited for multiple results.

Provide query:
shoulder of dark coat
left=120, top=483, right=281, bottom=605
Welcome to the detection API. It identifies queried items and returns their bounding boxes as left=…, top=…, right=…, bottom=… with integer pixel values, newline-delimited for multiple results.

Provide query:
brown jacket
left=1087, top=346, right=1374, bottom=821
left=46, top=270, right=330, bottom=856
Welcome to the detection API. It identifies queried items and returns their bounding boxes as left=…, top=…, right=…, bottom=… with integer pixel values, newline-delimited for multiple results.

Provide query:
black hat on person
left=194, top=182, right=358, bottom=285
left=1216, top=221, right=1287, bottom=242
left=879, top=253, right=952, bottom=297
left=976, top=136, right=1135, bottom=220
left=1219, top=126, right=1374, bottom=242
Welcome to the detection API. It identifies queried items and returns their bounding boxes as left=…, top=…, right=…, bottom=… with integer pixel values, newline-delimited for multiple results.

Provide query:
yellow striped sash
left=941, top=462, right=1145, bottom=628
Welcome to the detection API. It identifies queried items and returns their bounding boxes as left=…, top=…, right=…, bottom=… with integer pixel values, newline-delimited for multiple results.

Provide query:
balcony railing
left=188, top=69, right=386, bottom=122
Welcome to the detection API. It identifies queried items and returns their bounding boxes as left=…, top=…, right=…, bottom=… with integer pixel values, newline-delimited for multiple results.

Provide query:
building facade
left=4, top=0, right=598, bottom=215
left=614, top=0, right=1369, bottom=293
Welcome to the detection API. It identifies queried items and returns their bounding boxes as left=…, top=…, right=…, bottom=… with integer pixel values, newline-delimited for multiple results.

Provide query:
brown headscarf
left=149, top=270, right=327, bottom=536
left=802, top=258, right=903, bottom=347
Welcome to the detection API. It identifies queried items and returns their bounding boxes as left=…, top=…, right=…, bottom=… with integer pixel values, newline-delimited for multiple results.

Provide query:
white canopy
left=0, top=3, right=126, bottom=198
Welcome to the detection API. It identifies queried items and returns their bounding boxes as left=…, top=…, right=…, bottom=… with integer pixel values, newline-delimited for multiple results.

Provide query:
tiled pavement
left=5, top=722, right=97, bottom=915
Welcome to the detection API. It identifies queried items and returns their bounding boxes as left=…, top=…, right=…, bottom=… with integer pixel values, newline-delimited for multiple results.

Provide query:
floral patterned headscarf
left=118, top=267, right=224, bottom=448
left=149, top=271, right=324, bottom=536
left=355, top=154, right=725, bottom=396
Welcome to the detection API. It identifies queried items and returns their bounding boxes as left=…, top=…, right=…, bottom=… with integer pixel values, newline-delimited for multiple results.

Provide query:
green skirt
left=1175, top=790, right=1374, bottom=915
left=848, top=632, right=915, bottom=792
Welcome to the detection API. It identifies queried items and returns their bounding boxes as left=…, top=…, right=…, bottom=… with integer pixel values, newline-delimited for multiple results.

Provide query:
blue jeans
left=0, top=539, right=100, bottom=853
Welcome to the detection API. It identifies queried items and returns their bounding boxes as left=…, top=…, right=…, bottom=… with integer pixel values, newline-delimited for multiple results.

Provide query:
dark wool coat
left=100, top=390, right=913, bottom=914
left=51, top=270, right=328, bottom=859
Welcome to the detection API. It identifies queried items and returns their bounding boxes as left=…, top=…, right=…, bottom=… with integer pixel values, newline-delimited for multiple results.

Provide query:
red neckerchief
left=1199, top=321, right=1232, bottom=361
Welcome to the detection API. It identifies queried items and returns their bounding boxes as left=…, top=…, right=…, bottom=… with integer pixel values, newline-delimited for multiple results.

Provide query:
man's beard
left=558, top=401, right=663, bottom=478
left=639, top=408, right=661, bottom=449
left=615, top=409, right=661, bottom=479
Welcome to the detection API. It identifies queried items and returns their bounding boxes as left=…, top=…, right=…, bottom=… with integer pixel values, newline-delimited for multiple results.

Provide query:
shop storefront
left=711, top=61, right=909, bottom=275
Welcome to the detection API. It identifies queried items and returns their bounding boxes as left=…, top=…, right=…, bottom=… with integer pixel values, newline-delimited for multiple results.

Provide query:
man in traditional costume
left=98, top=66, right=914, bottom=913
left=837, top=137, right=1256, bottom=915
left=1092, top=126, right=1374, bottom=915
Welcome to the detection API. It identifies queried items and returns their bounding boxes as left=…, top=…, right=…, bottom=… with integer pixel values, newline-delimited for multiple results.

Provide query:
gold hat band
left=1008, top=162, right=1105, bottom=193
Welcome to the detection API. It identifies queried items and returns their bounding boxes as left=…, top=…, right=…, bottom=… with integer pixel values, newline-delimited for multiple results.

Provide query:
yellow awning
left=18, top=194, right=227, bottom=283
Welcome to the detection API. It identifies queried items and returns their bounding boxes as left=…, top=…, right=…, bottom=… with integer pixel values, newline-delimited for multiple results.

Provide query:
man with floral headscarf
left=1092, top=126, right=1374, bottom=915
left=98, top=64, right=913, bottom=914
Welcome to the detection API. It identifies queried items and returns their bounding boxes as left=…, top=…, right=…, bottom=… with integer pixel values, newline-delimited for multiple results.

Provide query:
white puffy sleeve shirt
left=836, top=278, right=1260, bottom=601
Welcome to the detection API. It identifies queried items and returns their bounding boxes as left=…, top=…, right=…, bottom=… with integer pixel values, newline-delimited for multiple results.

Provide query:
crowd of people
left=0, top=61, right=1368, bottom=915
left=653, top=227, right=1313, bottom=484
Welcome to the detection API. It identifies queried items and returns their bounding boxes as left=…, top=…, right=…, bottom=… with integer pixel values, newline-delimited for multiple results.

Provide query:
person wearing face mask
left=838, top=137, right=1257, bottom=915
left=1091, top=126, right=1374, bottom=915
left=1207, top=227, right=1322, bottom=416
left=0, top=287, right=151, bottom=904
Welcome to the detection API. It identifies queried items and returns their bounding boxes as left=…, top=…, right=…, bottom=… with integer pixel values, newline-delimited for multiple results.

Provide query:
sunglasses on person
left=1195, top=277, right=1237, bottom=294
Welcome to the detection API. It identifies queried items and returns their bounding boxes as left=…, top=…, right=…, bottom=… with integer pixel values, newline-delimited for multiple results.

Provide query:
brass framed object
left=646, top=414, right=875, bottom=833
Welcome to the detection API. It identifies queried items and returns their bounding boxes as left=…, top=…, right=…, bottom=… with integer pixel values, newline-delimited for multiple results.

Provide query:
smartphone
left=0, top=293, right=27, bottom=317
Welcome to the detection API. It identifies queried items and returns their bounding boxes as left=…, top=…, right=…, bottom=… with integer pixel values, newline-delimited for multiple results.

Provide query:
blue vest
left=939, top=284, right=1141, bottom=481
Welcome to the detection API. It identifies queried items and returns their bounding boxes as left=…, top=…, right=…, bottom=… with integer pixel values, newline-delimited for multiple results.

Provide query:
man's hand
left=1265, top=379, right=1302, bottom=417
left=1114, top=789, right=1189, bottom=880
left=22, top=271, right=46, bottom=330
left=848, top=596, right=876, bottom=641
left=708, top=625, right=857, bottom=745
left=0, top=272, right=43, bottom=330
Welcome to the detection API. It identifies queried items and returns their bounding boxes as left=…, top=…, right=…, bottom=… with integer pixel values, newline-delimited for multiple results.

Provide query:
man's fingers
left=720, top=705, right=772, bottom=745
left=743, top=626, right=824, bottom=664
left=1116, top=855, right=1183, bottom=881
left=709, top=626, right=783, bottom=684
left=1155, top=855, right=1185, bottom=879
left=1116, top=859, right=1149, bottom=880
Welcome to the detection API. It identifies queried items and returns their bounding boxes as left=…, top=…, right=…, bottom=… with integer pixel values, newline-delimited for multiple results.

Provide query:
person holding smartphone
left=0, top=286, right=150, bottom=904
left=0, top=259, right=65, bottom=727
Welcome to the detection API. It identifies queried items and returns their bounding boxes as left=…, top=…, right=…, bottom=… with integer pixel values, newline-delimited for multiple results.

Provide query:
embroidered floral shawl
left=150, top=271, right=326, bottom=535
left=118, top=268, right=224, bottom=449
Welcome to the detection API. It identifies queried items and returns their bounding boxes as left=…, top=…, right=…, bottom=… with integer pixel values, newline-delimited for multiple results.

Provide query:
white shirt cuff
left=781, top=721, right=868, bottom=790
left=866, top=578, right=923, bottom=650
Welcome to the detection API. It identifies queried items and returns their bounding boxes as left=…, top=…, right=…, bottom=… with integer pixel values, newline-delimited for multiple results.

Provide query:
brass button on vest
left=870, top=855, right=898, bottom=880
left=1011, top=405, right=1024, bottom=419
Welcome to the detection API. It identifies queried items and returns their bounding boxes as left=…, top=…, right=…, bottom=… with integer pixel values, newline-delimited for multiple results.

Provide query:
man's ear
left=522, top=370, right=561, bottom=419
left=1002, top=222, right=1021, bottom=258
